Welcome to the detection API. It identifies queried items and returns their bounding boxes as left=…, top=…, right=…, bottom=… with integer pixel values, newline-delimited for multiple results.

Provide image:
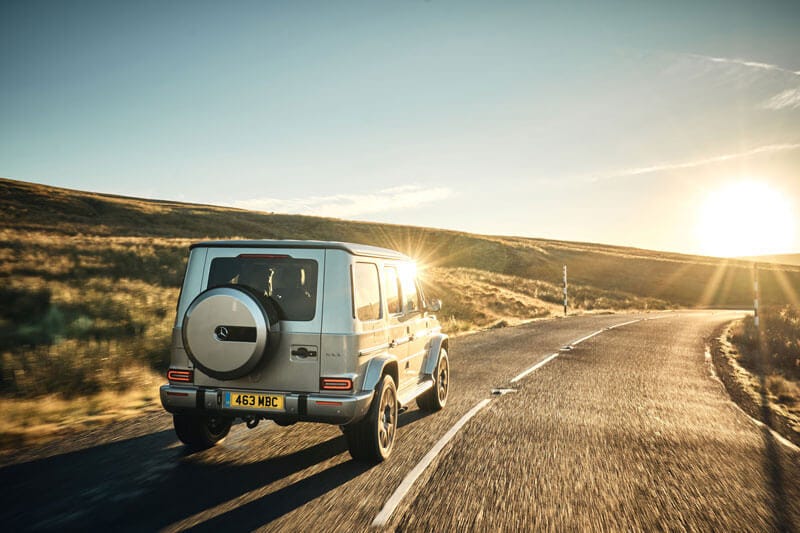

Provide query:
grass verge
left=0, top=369, right=163, bottom=455
left=711, top=320, right=800, bottom=448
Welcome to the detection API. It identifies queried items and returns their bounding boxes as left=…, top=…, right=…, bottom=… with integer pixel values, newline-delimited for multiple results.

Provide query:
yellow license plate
left=224, top=391, right=284, bottom=411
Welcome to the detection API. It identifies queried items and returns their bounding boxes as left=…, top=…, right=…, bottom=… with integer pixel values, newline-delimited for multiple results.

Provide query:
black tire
left=173, top=414, right=232, bottom=450
left=343, top=374, right=398, bottom=462
left=417, top=348, right=449, bottom=412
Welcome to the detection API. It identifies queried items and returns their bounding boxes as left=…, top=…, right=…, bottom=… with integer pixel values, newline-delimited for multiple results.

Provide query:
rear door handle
left=291, top=347, right=317, bottom=358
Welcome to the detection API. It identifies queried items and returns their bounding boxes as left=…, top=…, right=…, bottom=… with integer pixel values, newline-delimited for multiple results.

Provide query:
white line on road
left=568, top=329, right=606, bottom=346
left=510, top=352, right=559, bottom=383
left=606, top=318, right=643, bottom=330
left=740, top=407, right=800, bottom=452
left=371, top=398, right=492, bottom=527
left=566, top=319, right=641, bottom=347
left=510, top=317, right=657, bottom=385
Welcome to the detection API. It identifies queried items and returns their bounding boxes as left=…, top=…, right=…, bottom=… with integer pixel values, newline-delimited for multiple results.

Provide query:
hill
left=740, top=253, right=800, bottom=267
left=2, top=176, right=799, bottom=400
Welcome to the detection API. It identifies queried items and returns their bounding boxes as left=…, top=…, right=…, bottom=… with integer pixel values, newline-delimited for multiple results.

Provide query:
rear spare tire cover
left=182, top=286, right=280, bottom=380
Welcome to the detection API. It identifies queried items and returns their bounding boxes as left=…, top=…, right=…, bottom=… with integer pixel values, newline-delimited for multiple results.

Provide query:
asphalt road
left=2, top=311, right=798, bottom=532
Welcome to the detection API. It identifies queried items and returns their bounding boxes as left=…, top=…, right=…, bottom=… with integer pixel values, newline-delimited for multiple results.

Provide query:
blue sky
left=2, top=1, right=800, bottom=256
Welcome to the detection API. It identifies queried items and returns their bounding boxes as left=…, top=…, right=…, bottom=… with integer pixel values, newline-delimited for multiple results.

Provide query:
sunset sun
left=696, top=180, right=795, bottom=258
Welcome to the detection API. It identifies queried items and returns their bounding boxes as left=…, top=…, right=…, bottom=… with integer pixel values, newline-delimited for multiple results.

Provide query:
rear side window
left=207, top=256, right=318, bottom=321
left=353, top=262, right=382, bottom=321
left=399, top=267, right=420, bottom=313
left=384, top=266, right=401, bottom=315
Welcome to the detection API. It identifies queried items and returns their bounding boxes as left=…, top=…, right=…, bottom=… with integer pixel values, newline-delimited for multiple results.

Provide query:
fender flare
left=361, top=355, right=399, bottom=392
left=421, top=333, right=449, bottom=376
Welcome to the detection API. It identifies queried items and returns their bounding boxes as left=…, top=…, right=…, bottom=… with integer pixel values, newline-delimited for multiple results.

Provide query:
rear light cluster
left=320, top=377, right=353, bottom=391
left=167, top=369, right=193, bottom=383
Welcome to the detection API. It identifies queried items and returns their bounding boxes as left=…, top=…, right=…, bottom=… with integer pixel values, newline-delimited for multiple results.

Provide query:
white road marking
left=568, top=329, right=606, bottom=346
left=371, top=398, right=492, bottom=527
left=511, top=317, right=659, bottom=384
left=510, top=352, right=559, bottom=383
left=567, top=319, right=639, bottom=347
left=605, top=318, right=643, bottom=330
left=742, top=409, right=800, bottom=452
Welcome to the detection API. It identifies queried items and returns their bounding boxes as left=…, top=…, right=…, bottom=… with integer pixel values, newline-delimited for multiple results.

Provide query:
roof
left=189, top=239, right=410, bottom=260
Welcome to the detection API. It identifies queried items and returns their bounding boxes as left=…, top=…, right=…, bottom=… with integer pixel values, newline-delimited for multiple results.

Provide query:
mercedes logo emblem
left=215, top=326, right=229, bottom=340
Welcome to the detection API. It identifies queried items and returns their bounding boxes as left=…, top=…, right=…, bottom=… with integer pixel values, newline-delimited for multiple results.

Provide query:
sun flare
left=695, top=180, right=795, bottom=258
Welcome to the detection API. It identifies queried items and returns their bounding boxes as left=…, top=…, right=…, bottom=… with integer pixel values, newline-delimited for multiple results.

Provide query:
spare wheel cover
left=182, top=286, right=273, bottom=380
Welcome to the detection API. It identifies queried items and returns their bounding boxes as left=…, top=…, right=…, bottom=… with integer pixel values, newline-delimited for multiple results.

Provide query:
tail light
left=320, top=377, right=353, bottom=391
left=167, top=369, right=193, bottom=383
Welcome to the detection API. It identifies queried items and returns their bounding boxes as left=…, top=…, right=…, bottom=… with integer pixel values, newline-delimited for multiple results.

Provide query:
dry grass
left=728, top=307, right=800, bottom=415
left=420, top=267, right=670, bottom=332
left=766, top=375, right=800, bottom=406
left=0, top=374, right=163, bottom=451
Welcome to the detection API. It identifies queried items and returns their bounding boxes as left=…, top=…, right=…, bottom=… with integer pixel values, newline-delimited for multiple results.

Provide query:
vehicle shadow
left=1, top=407, right=438, bottom=532
left=187, top=457, right=373, bottom=532
left=0, top=425, right=370, bottom=532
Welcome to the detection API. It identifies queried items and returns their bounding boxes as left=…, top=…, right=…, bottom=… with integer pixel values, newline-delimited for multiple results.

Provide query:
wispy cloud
left=761, top=88, right=800, bottom=110
left=686, top=53, right=800, bottom=110
left=587, top=143, right=800, bottom=182
left=687, top=53, right=800, bottom=76
left=232, top=184, right=453, bottom=218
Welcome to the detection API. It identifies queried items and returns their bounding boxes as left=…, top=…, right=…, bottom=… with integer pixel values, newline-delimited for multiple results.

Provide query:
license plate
left=224, top=391, right=284, bottom=411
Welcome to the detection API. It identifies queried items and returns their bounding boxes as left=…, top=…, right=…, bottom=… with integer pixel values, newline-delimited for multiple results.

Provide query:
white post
left=563, top=265, right=568, bottom=316
left=753, top=262, right=759, bottom=328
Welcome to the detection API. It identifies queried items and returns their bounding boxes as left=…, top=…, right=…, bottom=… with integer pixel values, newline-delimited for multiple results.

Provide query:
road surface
left=2, top=311, right=798, bottom=531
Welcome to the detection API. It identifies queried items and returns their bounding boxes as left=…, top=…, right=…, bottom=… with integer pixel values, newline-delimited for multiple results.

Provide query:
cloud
left=685, top=53, right=800, bottom=110
left=687, top=53, right=800, bottom=76
left=761, top=87, right=800, bottom=110
left=587, top=143, right=800, bottom=182
left=232, top=184, right=454, bottom=218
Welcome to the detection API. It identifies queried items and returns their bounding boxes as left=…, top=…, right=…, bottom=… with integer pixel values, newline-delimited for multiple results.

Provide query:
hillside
left=2, top=176, right=800, bottom=399
left=740, top=253, right=800, bottom=267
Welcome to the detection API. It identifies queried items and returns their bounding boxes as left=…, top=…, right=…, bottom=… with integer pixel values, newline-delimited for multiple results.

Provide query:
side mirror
left=428, top=298, right=442, bottom=312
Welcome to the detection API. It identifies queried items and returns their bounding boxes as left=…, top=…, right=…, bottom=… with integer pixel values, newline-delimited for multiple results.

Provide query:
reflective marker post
left=753, top=262, right=759, bottom=329
left=563, top=265, right=568, bottom=316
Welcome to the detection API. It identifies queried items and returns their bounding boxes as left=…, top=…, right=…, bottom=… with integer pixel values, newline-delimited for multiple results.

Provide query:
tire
left=173, top=414, right=232, bottom=450
left=343, top=374, right=398, bottom=462
left=417, top=348, right=449, bottom=412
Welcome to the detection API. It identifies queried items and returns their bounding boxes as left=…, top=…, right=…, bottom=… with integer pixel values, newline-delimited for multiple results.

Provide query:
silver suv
left=160, top=240, right=449, bottom=461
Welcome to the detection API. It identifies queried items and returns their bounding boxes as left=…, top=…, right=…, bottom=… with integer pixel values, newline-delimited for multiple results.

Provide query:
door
left=399, top=264, right=427, bottom=381
left=383, top=265, right=410, bottom=384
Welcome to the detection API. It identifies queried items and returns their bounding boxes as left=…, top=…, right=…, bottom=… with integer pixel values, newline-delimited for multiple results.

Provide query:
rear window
left=207, top=256, right=318, bottom=321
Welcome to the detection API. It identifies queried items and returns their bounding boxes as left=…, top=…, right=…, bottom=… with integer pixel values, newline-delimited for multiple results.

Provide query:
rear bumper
left=160, top=384, right=374, bottom=425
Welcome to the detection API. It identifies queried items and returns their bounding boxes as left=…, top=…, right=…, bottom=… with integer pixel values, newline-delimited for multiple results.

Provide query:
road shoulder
left=710, top=320, right=800, bottom=448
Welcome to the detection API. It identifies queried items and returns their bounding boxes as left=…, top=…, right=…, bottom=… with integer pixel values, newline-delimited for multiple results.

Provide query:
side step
left=397, top=377, right=434, bottom=407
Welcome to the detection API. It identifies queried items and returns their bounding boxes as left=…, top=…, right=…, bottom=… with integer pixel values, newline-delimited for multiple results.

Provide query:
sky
left=2, top=0, right=800, bottom=256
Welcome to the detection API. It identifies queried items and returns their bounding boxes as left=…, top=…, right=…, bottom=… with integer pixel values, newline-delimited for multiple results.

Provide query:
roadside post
left=563, top=265, right=568, bottom=316
left=752, top=261, right=768, bottom=370
left=752, top=262, right=759, bottom=329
